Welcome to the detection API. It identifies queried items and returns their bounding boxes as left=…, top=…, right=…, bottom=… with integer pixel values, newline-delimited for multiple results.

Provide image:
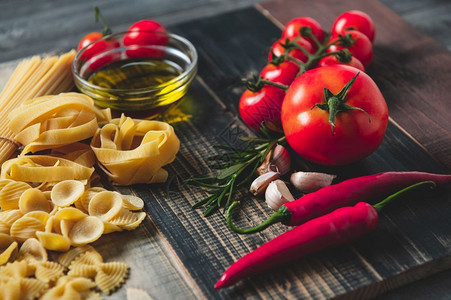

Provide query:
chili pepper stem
left=373, top=181, right=436, bottom=212
left=227, top=202, right=291, bottom=234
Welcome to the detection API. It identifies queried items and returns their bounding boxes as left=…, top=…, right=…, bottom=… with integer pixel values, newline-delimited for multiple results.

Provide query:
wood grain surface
left=0, top=0, right=449, bottom=299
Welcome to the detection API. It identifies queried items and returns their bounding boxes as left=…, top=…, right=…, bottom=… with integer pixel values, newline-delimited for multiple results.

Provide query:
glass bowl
left=72, top=30, right=198, bottom=119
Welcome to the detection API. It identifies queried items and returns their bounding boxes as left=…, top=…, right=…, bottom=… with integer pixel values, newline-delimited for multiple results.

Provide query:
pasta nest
left=90, top=114, right=180, bottom=185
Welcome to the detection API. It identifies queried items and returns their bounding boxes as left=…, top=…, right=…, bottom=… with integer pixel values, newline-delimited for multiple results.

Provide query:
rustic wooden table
left=1, top=0, right=450, bottom=299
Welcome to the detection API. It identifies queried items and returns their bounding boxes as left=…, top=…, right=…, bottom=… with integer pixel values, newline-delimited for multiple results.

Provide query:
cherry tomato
left=268, top=36, right=313, bottom=63
left=281, top=65, right=388, bottom=165
left=239, top=86, right=285, bottom=132
left=318, top=55, right=365, bottom=72
left=332, top=10, right=375, bottom=42
left=260, top=61, right=299, bottom=86
left=327, top=30, right=373, bottom=68
left=123, top=20, right=169, bottom=58
left=77, top=32, right=120, bottom=71
left=282, top=17, right=325, bottom=49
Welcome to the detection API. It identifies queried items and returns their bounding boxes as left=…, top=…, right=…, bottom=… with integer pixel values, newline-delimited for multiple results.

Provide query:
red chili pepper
left=228, top=171, right=451, bottom=234
left=215, top=181, right=435, bottom=289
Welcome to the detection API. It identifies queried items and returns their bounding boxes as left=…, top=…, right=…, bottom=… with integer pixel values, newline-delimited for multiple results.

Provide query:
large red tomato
left=281, top=65, right=388, bottom=165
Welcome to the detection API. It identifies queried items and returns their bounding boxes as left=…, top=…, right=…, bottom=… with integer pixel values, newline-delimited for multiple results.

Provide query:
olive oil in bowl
left=87, top=58, right=182, bottom=90
left=73, top=31, right=198, bottom=119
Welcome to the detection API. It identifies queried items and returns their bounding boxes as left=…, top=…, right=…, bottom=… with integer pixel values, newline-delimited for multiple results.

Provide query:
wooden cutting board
left=0, top=0, right=449, bottom=299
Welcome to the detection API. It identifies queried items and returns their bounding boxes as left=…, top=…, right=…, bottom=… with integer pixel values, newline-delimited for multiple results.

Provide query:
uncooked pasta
left=0, top=51, right=75, bottom=164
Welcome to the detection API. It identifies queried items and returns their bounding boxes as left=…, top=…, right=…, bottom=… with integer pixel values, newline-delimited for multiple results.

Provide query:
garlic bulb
left=265, top=180, right=295, bottom=211
left=290, top=171, right=336, bottom=193
left=257, top=144, right=291, bottom=176
left=249, top=171, right=280, bottom=197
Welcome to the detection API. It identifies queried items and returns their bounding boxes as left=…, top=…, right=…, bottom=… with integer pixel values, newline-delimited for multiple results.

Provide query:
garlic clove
left=249, top=171, right=280, bottom=197
left=290, top=171, right=336, bottom=193
left=257, top=144, right=291, bottom=176
left=265, top=180, right=295, bottom=211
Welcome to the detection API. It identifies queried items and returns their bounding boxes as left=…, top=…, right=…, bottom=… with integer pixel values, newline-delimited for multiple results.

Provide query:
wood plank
left=0, top=1, right=449, bottom=299
left=257, top=0, right=451, bottom=170
left=115, top=7, right=451, bottom=299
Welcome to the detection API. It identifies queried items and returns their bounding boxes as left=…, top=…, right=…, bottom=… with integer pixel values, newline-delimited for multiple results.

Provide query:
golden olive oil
left=87, top=58, right=183, bottom=90
left=87, top=58, right=189, bottom=119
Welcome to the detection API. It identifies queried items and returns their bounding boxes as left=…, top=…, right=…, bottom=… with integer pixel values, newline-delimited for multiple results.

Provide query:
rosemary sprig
left=185, top=127, right=285, bottom=217
left=186, top=30, right=354, bottom=218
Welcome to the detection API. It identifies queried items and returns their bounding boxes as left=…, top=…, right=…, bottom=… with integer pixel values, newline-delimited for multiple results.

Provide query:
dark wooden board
left=258, top=0, right=451, bottom=170
left=103, top=6, right=451, bottom=299
left=0, top=0, right=449, bottom=299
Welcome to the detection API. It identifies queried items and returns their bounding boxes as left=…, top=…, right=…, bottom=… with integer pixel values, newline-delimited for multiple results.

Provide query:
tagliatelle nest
left=90, top=114, right=180, bottom=185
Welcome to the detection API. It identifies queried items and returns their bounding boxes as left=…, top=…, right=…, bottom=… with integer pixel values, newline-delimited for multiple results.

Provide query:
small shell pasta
left=51, top=180, right=85, bottom=207
left=0, top=209, right=23, bottom=226
left=18, top=238, right=48, bottom=263
left=68, top=216, right=104, bottom=246
left=121, top=194, right=144, bottom=210
left=0, top=233, right=18, bottom=265
left=36, top=231, right=71, bottom=252
left=88, top=191, right=122, bottom=221
left=10, top=217, right=45, bottom=242
left=0, top=181, right=31, bottom=210
left=19, top=188, right=52, bottom=213
left=121, top=212, right=147, bottom=231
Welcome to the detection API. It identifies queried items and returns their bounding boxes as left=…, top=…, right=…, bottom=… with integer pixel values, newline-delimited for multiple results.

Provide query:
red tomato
left=77, top=32, right=120, bottom=71
left=123, top=20, right=169, bottom=58
left=239, top=86, right=285, bottom=132
left=268, top=36, right=314, bottom=63
left=281, top=65, right=388, bottom=165
left=318, top=55, right=365, bottom=72
left=332, top=10, right=375, bottom=42
left=327, top=30, right=373, bottom=67
left=282, top=17, right=325, bottom=49
left=260, top=61, right=299, bottom=86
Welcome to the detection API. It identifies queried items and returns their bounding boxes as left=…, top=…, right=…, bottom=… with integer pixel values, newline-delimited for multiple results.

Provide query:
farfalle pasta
left=7, top=93, right=111, bottom=154
left=90, top=114, right=180, bottom=185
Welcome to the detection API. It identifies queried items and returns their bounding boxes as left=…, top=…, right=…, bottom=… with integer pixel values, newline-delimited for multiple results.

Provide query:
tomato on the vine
left=332, top=10, right=375, bottom=42
left=268, top=36, right=313, bottom=63
left=77, top=7, right=120, bottom=70
left=260, top=61, right=299, bottom=86
left=318, top=54, right=365, bottom=72
left=239, top=85, right=285, bottom=132
left=327, top=30, right=373, bottom=68
left=123, top=19, right=169, bottom=58
left=282, top=17, right=325, bottom=49
left=281, top=65, right=388, bottom=166
left=77, top=33, right=120, bottom=71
